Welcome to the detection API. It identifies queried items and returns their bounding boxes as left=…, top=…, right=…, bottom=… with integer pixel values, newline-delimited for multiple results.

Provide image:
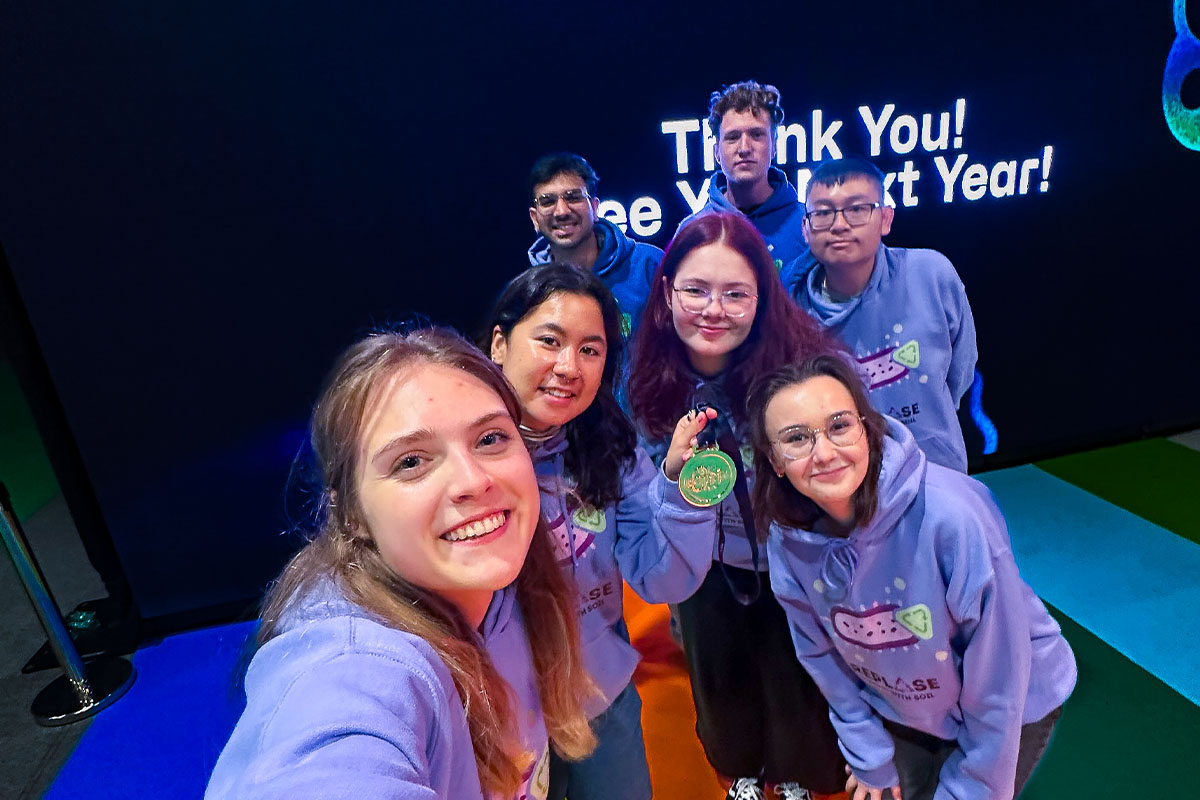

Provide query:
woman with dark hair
left=206, top=328, right=596, bottom=800
left=484, top=262, right=720, bottom=800
left=627, top=212, right=844, bottom=800
left=748, top=354, right=1076, bottom=800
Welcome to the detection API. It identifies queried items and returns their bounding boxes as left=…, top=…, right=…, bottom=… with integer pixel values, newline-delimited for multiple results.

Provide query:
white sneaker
left=726, top=777, right=765, bottom=800
left=773, top=783, right=812, bottom=800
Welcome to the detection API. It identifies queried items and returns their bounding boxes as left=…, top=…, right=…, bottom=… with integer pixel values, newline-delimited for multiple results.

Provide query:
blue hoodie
left=206, top=579, right=550, bottom=800
left=767, top=420, right=1076, bottom=799
left=528, top=217, right=663, bottom=337
left=676, top=166, right=808, bottom=276
left=530, top=431, right=718, bottom=716
left=789, top=244, right=977, bottom=472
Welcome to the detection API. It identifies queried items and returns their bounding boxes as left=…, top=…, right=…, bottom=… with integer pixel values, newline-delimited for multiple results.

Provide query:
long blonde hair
left=259, top=327, right=596, bottom=795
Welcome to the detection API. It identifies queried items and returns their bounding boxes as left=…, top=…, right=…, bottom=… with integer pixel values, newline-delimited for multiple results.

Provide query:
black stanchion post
left=0, top=482, right=135, bottom=725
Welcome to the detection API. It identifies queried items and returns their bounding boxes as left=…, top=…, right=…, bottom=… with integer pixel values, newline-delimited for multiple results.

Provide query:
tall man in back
left=678, top=80, right=807, bottom=275
left=789, top=156, right=977, bottom=472
left=527, top=152, right=662, bottom=336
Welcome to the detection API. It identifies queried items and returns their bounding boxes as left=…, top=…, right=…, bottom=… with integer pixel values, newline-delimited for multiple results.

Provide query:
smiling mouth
left=540, top=387, right=575, bottom=399
left=441, top=511, right=508, bottom=542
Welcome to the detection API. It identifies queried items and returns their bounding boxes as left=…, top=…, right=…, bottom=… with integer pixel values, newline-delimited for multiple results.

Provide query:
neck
left=550, top=231, right=599, bottom=270
left=724, top=174, right=773, bottom=209
left=441, top=588, right=494, bottom=630
left=519, top=422, right=562, bottom=444
left=822, top=500, right=855, bottom=528
left=687, top=351, right=728, bottom=378
left=823, top=256, right=875, bottom=296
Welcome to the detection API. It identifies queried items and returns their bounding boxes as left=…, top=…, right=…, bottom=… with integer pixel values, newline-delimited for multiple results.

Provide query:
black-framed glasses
left=804, top=202, right=881, bottom=231
left=671, top=285, right=758, bottom=317
left=773, top=412, right=865, bottom=461
left=532, top=188, right=591, bottom=212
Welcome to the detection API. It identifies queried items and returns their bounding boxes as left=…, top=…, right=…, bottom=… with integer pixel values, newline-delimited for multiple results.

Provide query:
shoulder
left=920, top=466, right=1010, bottom=559
left=887, top=246, right=963, bottom=286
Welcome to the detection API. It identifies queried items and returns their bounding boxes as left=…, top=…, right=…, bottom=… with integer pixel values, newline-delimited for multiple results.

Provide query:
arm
left=613, top=446, right=718, bottom=604
left=933, top=503, right=1031, bottom=800
left=943, top=265, right=977, bottom=408
left=208, top=624, right=476, bottom=800
left=766, top=552, right=900, bottom=792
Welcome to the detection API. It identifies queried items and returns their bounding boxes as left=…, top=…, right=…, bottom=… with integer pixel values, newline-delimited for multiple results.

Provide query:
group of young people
left=206, top=81, right=1076, bottom=800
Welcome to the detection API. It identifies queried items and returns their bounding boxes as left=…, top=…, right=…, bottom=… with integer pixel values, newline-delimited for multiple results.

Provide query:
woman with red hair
left=628, top=212, right=844, bottom=800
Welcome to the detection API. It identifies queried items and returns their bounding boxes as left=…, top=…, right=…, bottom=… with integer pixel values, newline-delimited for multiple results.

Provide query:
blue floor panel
left=45, top=621, right=253, bottom=799
left=980, top=465, right=1200, bottom=707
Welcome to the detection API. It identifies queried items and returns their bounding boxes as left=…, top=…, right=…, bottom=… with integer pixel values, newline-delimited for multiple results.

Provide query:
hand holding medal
left=663, top=406, right=736, bottom=507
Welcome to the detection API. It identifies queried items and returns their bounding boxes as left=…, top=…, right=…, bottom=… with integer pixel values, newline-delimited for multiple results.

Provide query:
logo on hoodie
left=831, top=602, right=933, bottom=649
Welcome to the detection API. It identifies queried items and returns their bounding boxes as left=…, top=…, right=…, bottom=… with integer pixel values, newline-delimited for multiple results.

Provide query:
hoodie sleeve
left=766, top=540, right=900, bottom=790
left=612, top=447, right=717, bottom=604
left=933, top=496, right=1031, bottom=800
left=206, top=621, right=478, bottom=800
left=940, top=256, right=977, bottom=407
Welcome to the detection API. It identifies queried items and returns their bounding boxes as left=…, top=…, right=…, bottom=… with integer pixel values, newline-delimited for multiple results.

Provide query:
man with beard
left=527, top=152, right=663, bottom=336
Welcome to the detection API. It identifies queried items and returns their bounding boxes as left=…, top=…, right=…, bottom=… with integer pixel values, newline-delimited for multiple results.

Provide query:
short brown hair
left=747, top=354, right=887, bottom=536
left=708, top=80, right=785, bottom=134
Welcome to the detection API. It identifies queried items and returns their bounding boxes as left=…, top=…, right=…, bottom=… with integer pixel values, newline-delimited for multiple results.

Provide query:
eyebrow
left=533, top=322, right=606, bottom=345
left=809, top=193, right=877, bottom=207
left=371, top=409, right=511, bottom=462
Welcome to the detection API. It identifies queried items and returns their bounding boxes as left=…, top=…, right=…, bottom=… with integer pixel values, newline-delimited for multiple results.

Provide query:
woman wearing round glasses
left=748, top=354, right=1075, bottom=800
left=483, top=262, right=722, bottom=800
left=627, top=212, right=845, bottom=800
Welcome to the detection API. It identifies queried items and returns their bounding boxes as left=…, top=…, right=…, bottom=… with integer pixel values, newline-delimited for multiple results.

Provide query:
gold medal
left=678, top=446, right=737, bottom=507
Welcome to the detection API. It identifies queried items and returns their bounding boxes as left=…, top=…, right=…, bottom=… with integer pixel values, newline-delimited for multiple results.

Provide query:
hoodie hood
left=706, top=166, right=800, bottom=221
left=527, top=217, right=634, bottom=277
left=776, top=417, right=926, bottom=599
left=792, top=243, right=889, bottom=325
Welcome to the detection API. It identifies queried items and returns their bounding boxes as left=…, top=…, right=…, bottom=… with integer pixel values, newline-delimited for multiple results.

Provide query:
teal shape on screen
left=1164, top=0, right=1200, bottom=150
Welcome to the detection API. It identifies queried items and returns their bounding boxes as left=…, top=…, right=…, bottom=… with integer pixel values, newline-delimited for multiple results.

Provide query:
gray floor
left=1, top=495, right=105, bottom=800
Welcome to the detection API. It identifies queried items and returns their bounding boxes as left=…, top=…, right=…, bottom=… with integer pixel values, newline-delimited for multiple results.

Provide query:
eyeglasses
left=671, top=285, right=758, bottom=317
left=773, top=412, right=865, bottom=461
left=532, top=188, right=591, bottom=212
left=804, top=202, right=882, bottom=231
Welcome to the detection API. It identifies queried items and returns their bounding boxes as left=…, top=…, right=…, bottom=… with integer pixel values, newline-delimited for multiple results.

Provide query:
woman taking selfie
left=206, top=328, right=595, bottom=800
left=627, top=212, right=844, bottom=800
left=485, top=262, right=720, bottom=800
left=748, top=354, right=1076, bottom=800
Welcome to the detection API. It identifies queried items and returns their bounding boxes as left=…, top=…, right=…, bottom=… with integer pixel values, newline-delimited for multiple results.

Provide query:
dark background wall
left=2, top=1, right=1198, bottom=623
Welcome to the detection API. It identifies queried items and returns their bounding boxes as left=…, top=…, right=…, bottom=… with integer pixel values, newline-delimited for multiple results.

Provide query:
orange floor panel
left=624, top=584, right=848, bottom=800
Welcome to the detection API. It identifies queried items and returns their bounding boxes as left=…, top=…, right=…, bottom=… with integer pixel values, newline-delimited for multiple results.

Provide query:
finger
left=891, top=786, right=903, bottom=800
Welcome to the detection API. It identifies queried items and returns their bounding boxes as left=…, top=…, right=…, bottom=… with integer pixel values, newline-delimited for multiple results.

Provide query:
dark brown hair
left=708, top=80, right=785, bottom=134
left=628, top=211, right=835, bottom=440
left=259, top=328, right=595, bottom=796
left=747, top=354, right=887, bottom=536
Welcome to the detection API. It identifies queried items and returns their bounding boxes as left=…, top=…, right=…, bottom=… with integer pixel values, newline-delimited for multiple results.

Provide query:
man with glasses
left=678, top=81, right=807, bottom=276
left=527, top=152, right=663, bottom=336
left=789, top=156, right=977, bottom=472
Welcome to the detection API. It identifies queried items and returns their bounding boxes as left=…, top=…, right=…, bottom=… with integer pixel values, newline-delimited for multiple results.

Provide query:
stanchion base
left=31, top=655, right=136, bottom=727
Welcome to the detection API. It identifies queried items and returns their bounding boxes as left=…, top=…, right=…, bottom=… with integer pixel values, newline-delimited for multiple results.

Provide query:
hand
left=662, top=407, right=718, bottom=482
left=845, top=765, right=902, bottom=800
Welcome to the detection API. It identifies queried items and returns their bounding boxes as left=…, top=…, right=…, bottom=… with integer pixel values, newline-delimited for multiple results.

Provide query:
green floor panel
left=0, top=361, right=59, bottom=520
left=1021, top=602, right=1200, bottom=798
left=1037, top=439, right=1200, bottom=547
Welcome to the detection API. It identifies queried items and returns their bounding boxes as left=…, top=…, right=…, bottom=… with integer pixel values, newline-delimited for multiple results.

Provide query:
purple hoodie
left=767, top=419, right=1075, bottom=799
left=205, top=579, right=550, bottom=800
left=530, top=431, right=718, bottom=717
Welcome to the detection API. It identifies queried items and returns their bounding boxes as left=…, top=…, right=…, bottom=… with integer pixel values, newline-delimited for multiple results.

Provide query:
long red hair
left=629, top=212, right=836, bottom=439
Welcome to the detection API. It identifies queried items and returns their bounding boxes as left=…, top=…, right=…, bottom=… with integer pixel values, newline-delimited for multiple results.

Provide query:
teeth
left=543, top=388, right=572, bottom=398
left=443, top=512, right=506, bottom=542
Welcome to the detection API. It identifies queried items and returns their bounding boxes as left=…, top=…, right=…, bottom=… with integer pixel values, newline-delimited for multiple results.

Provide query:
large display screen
left=2, top=1, right=1198, bottom=620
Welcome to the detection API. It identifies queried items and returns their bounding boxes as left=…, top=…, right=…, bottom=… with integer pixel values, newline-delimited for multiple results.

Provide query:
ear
left=768, top=449, right=785, bottom=478
left=880, top=204, right=895, bottom=237
left=529, top=205, right=540, bottom=233
left=589, top=195, right=600, bottom=219
left=662, top=275, right=673, bottom=309
left=801, top=217, right=812, bottom=245
left=490, top=325, right=508, bottom=364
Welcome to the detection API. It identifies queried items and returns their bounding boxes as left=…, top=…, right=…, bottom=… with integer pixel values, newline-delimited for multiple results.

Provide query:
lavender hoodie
left=205, top=579, right=549, bottom=800
left=767, top=419, right=1075, bottom=799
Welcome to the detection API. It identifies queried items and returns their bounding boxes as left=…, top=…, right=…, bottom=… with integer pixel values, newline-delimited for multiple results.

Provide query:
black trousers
left=676, top=562, right=845, bottom=790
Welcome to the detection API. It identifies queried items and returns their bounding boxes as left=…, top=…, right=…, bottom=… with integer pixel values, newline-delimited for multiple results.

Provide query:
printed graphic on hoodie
left=539, top=476, right=601, bottom=564
left=854, top=325, right=928, bottom=426
left=516, top=743, right=551, bottom=800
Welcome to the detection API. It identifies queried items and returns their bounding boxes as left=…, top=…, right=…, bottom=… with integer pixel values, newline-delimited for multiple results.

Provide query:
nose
left=552, top=195, right=573, bottom=216
left=829, top=209, right=851, bottom=231
left=446, top=447, right=494, bottom=503
left=736, top=134, right=752, bottom=154
left=700, top=294, right=726, bottom=319
left=554, top=348, right=581, bottom=378
left=810, top=430, right=837, bottom=463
